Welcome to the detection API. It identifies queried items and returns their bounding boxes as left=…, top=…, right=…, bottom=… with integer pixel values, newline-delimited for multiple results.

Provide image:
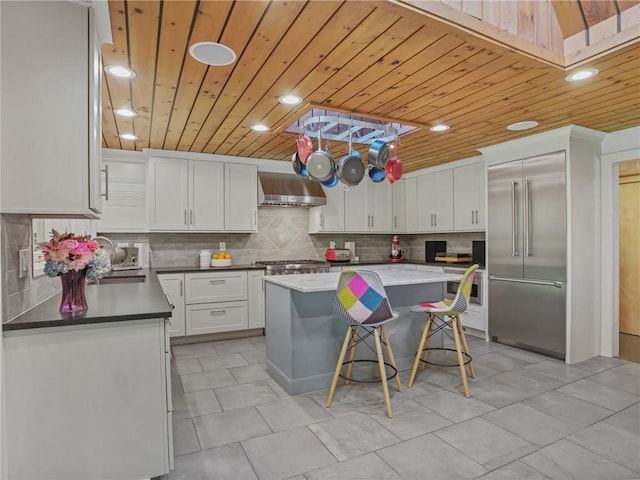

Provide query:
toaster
left=325, top=248, right=351, bottom=262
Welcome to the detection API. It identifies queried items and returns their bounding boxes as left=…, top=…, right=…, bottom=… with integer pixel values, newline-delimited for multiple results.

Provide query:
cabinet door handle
left=371, top=215, right=374, bottom=228
left=190, top=209, right=194, bottom=225
left=180, top=279, right=183, bottom=297
left=209, top=279, right=225, bottom=285
left=100, top=164, right=109, bottom=201
left=184, top=209, right=188, bottom=225
left=471, top=210, right=474, bottom=224
left=321, top=214, right=325, bottom=229
left=434, top=213, right=437, bottom=227
left=393, top=216, right=397, bottom=228
left=210, top=310, right=226, bottom=316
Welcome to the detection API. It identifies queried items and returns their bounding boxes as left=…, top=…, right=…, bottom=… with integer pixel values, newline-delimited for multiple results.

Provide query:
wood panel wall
left=619, top=159, right=640, bottom=336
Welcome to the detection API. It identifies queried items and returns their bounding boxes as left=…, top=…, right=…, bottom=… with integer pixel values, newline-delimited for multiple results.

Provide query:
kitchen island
left=3, top=279, right=174, bottom=479
left=264, top=269, right=462, bottom=394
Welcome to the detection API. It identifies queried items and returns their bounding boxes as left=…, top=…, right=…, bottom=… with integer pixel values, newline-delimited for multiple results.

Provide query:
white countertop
left=263, top=269, right=463, bottom=293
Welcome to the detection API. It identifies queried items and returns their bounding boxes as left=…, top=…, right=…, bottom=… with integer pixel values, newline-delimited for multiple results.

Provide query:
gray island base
left=264, top=269, right=462, bottom=395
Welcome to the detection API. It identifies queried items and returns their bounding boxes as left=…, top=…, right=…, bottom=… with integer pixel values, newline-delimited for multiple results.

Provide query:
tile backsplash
left=1, top=208, right=484, bottom=321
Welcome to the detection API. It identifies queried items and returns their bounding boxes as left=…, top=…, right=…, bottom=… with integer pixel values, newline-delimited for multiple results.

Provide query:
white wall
left=600, top=126, right=640, bottom=357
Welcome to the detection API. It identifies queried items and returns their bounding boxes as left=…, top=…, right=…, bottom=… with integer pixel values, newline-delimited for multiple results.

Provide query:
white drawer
left=460, top=307, right=484, bottom=331
left=186, top=301, right=248, bottom=335
left=185, top=271, right=247, bottom=304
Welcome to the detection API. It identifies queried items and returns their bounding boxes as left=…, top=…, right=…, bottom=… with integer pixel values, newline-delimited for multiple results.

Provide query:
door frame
left=600, top=147, right=640, bottom=358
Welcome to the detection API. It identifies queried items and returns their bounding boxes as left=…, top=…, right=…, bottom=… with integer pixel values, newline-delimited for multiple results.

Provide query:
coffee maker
left=389, top=235, right=404, bottom=263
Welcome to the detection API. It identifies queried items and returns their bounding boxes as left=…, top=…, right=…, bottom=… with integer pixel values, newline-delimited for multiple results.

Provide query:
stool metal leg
left=451, top=316, right=470, bottom=398
left=326, top=325, right=353, bottom=408
left=408, top=315, right=433, bottom=388
left=344, top=325, right=358, bottom=385
left=456, top=319, right=476, bottom=378
left=373, top=327, right=393, bottom=418
left=380, top=325, right=403, bottom=393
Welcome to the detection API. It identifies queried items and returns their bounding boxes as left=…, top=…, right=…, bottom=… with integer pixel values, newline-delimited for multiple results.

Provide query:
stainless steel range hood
left=258, top=172, right=326, bottom=207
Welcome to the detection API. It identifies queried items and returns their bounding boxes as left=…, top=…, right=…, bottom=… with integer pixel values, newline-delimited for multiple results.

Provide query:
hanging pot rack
left=301, top=115, right=399, bottom=145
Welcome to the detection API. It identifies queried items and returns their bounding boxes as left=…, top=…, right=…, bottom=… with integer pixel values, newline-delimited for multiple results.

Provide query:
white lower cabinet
left=459, top=304, right=485, bottom=331
left=158, top=273, right=186, bottom=337
left=248, top=270, right=266, bottom=328
left=187, top=301, right=248, bottom=335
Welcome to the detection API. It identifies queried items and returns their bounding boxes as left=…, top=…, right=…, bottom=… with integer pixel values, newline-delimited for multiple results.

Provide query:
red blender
left=389, top=235, right=405, bottom=263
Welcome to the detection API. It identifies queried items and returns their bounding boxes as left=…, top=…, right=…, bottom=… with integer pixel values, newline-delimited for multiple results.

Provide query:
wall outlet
left=18, top=248, right=30, bottom=278
left=219, top=242, right=226, bottom=251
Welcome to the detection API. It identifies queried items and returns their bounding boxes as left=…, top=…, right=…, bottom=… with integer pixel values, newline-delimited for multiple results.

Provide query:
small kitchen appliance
left=325, top=248, right=351, bottom=263
left=389, top=235, right=404, bottom=263
left=111, top=247, right=140, bottom=270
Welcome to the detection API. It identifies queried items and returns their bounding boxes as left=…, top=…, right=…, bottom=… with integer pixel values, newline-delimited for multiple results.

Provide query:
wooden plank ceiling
left=101, top=0, right=640, bottom=172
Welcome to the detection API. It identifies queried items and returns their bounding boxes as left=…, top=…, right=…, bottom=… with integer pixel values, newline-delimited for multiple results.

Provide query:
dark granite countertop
left=333, top=259, right=484, bottom=269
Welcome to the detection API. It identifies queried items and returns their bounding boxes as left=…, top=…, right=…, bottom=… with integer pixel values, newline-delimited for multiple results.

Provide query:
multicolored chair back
left=334, top=270, right=395, bottom=326
left=448, top=264, right=480, bottom=314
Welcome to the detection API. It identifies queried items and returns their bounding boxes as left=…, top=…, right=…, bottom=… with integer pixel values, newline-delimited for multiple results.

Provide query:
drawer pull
left=210, top=310, right=226, bottom=316
left=209, top=280, right=225, bottom=285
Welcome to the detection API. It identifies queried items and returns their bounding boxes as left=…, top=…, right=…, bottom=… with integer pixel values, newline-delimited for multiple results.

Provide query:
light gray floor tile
left=557, top=378, right=639, bottom=411
left=478, top=460, right=549, bottom=479
left=435, top=417, right=536, bottom=470
left=180, top=369, right=238, bottom=393
left=521, top=439, right=639, bottom=480
left=308, top=412, right=400, bottom=461
left=171, top=342, right=217, bottom=359
left=571, top=355, right=627, bottom=374
left=213, top=338, right=257, bottom=355
left=172, top=418, right=200, bottom=457
left=568, top=420, right=640, bottom=473
left=256, top=396, right=333, bottom=432
left=266, top=378, right=290, bottom=397
left=611, top=362, right=640, bottom=377
left=168, top=443, right=257, bottom=480
left=369, top=399, right=452, bottom=440
left=492, top=368, right=564, bottom=395
left=463, top=376, right=534, bottom=408
left=305, top=452, right=402, bottom=480
left=242, top=427, right=336, bottom=480
left=498, top=347, right=554, bottom=364
left=173, top=389, right=222, bottom=420
left=464, top=338, right=507, bottom=355
left=414, top=389, right=496, bottom=423
left=172, top=358, right=203, bottom=375
left=603, top=403, right=640, bottom=436
left=248, top=335, right=266, bottom=348
left=588, top=369, right=640, bottom=395
left=229, top=363, right=271, bottom=384
left=240, top=348, right=267, bottom=365
left=307, top=383, right=407, bottom=418
left=466, top=361, right=501, bottom=380
left=377, top=433, right=488, bottom=480
left=171, top=375, right=184, bottom=396
left=522, top=390, right=614, bottom=427
left=408, top=365, right=461, bottom=387
left=193, top=407, right=272, bottom=450
left=198, top=352, right=248, bottom=371
left=214, top=381, right=279, bottom=411
left=523, top=360, right=592, bottom=383
left=483, top=402, right=580, bottom=447
left=473, top=352, right=532, bottom=372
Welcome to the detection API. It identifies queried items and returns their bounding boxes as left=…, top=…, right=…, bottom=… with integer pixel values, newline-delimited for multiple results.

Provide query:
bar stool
left=326, top=270, right=403, bottom=418
left=407, top=264, right=479, bottom=398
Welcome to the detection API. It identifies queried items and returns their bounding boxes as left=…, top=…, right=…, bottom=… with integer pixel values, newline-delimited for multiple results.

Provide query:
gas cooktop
left=252, top=259, right=330, bottom=275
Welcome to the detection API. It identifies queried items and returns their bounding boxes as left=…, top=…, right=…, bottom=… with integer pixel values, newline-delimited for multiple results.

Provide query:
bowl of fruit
left=211, top=251, right=232, bottom=267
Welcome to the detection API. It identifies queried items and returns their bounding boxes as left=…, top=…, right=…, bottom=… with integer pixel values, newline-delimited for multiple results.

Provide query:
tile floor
left=166, top=334, right=640, bottom=480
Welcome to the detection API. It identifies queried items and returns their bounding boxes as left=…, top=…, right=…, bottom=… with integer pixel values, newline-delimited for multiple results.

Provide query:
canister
left=199, top=249, right=211, bottom=268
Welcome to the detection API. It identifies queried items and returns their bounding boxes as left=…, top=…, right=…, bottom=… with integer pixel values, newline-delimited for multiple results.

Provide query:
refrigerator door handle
left=524, top=179, right=531, bottom=257
left=511, top=181, right=519, bottom=256
left=489, top=275, right=563, bottom=288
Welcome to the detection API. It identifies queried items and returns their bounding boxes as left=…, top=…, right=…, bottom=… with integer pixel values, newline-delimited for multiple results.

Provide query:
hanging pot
left=297, top=132, right=313, bottom=164
left=336, top=131, right=365, bottom=187
left=385, top=144, right=404, bottom=183
left=367, top=139, right=390, bottom=168
left=321, top=173, right=339, bottom=187
left=291, top=152, right=307, bottom=176
left=368, top=164, right=386, bottom=183
left=306, top=131, right=335, bottom=182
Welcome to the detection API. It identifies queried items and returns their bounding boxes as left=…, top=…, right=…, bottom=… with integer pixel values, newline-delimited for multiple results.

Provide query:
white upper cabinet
left=416, top=170, right=454, bottom=232
left=225, top=163, right=257, bottom=231
left=149, top=157, right=224, bottom=231
left=405, top=177, right=418, bottom=232
left=309, top=185, right=345, bottom=233
left=392, top=180, right=406, bottom=232
left=1, top=2, right=104, bottom=217
left=345, top=180, right=393, bottom=232
left=453, top=162, right=486, bottom=231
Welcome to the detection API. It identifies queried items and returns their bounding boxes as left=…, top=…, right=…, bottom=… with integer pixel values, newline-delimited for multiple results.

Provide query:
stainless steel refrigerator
left=487, top=151, right=566, bottom=359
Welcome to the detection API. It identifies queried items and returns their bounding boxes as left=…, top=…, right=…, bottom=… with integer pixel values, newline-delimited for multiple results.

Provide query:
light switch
left=219, top=242, right=226, bottom=251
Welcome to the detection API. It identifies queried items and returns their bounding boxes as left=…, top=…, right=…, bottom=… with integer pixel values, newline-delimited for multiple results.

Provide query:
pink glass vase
left=59, top=269, right=88, bottom=313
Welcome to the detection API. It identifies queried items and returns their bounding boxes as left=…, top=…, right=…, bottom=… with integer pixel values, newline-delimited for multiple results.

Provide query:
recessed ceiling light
left=251, top=124, right=270, bottom=132
left=114, top=107, right=137, bottom=117
left=279, top=94, right=302, bottom=105
left=119, top=133, right=137, bottom=140
left=189, top=42, right=236, bottom=66
left=565, top=68, right=599, bottom=82
left=507, top=121, right=539, bottom=131
left=104, top=65, right=136, bottom=79
left=430, top=124, right=450, bottom=132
